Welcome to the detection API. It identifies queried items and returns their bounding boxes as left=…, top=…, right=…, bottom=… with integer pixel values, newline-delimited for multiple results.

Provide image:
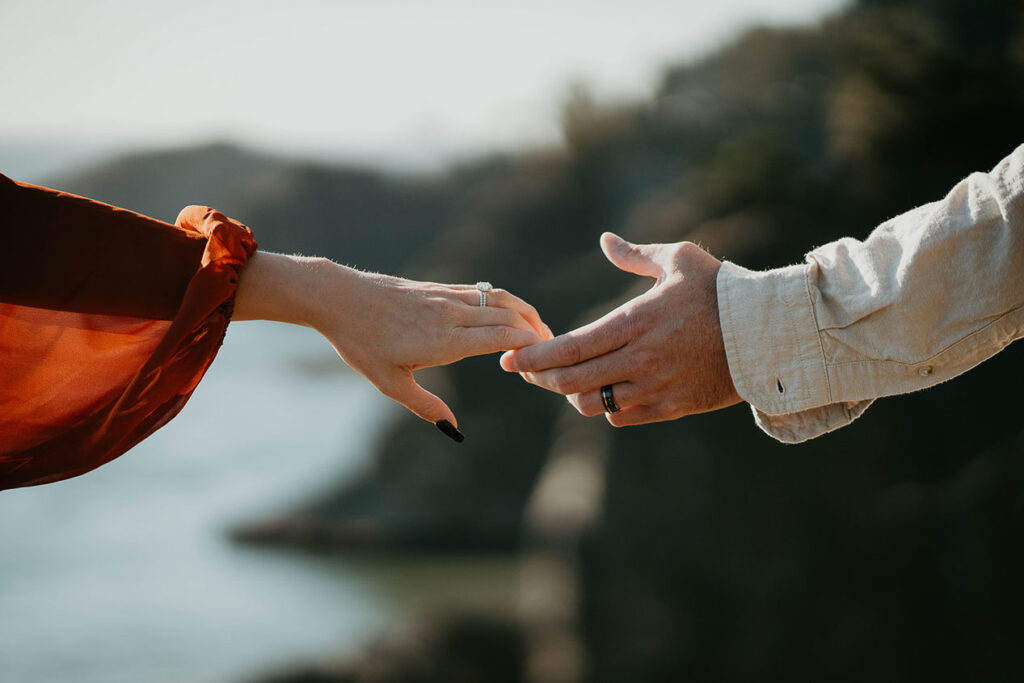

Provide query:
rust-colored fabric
left=0, top=174, right=257, bottom=489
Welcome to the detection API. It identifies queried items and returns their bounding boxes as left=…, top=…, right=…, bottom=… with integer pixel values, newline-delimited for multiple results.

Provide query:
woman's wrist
left=304, top=260, right=370, bottom=335
left=234, top=251, right=343, bottom=328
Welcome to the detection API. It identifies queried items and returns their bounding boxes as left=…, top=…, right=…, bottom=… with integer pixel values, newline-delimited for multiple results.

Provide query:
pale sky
left=1, top=0, right=847, bottom=171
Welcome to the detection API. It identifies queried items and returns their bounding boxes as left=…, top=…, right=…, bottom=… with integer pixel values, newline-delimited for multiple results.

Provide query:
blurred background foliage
left=48, top=0, right=1024, bottom=679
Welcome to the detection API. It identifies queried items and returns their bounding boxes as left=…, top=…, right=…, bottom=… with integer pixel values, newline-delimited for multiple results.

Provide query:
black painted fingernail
left=435, top=420, right=465, bottom=443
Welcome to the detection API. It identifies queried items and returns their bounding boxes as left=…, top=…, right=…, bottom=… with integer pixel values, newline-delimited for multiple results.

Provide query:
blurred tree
left=859, top=0, right=1024, bottom=55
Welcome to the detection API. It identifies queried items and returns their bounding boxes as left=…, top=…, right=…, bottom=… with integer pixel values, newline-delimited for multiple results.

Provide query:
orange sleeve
left=0, top=174, right=257, bottom=489
left=0, top=174, right=209, bottom=319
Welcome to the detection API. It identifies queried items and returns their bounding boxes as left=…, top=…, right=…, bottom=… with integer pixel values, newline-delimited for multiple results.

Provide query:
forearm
left=0, top=199, right=256, bottom=488
left=0, top=174, right=206, bottom=319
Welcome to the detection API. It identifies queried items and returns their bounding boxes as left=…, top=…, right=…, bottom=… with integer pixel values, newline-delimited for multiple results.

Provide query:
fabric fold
left=0, top=184, right=256, bottom=490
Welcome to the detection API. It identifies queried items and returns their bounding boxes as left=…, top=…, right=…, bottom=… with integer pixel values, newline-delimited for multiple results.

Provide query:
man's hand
left=500, top=233, right=741, bottom=426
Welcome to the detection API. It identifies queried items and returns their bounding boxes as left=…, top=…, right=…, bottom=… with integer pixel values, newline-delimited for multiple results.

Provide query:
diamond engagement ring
left=475, top=281, right=493, bottom=307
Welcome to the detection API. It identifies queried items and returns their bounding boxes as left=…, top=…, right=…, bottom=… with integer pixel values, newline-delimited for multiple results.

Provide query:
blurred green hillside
left=49, top=0, right=1024, bottom=679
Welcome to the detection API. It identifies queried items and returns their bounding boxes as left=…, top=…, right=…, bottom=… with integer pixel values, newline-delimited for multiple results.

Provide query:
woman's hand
left=234, top=252, right=551, bottom=437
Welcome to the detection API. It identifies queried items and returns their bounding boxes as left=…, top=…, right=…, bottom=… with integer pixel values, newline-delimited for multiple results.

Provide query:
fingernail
left=435, top=419, right=465, bottom=443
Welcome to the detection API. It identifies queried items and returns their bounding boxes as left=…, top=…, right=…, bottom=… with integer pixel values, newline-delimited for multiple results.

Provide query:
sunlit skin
left=501, top=233, right=741, bottom=426
left=233, top=251, right=552, bottom=428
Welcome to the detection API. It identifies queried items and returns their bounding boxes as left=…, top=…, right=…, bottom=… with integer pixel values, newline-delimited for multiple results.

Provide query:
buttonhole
left=776, top=378, right=785, bottom=394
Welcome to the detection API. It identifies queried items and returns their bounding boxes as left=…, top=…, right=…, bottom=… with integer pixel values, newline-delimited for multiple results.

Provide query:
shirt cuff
left=717, top=261, right=848, bottom=443
left=749, top=400, right=874, bottom=444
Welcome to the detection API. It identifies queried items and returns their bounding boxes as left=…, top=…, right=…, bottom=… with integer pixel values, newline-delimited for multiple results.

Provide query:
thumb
left=380, top=372, right=464, bottom=441
left=600, top=232, right=664, bottom=279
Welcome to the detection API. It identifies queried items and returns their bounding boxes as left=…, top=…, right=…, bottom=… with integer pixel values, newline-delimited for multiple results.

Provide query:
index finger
left=501, top=309, right=631, bottom=373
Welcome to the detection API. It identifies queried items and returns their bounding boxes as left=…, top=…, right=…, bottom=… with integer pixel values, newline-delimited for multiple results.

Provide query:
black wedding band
left=601, top=385, right=620, bottom=414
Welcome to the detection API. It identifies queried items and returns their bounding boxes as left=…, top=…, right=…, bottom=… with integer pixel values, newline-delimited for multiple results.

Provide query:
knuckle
left=549, top=373, right=570, bottom=395
left=438, top=299, right=465, bottom=323
left=642, top=387, right=664, bottom=408
left=652, top=404, right=675, bottom=423
left=653, top=396, right=680, bottom=416
left=430, top=294, right=452, bottom=307
left=582, top=397, right=603, bottom=417
left=557, top=335, right=582, bottom=366
left=672, top=241, right=698, bottom=261
left=618, top=309, right=645, bottom=339
left=632, top=349, right=655, bottom=376
left=493, top=326, right=516, bottom=347
left=654, top=375, right=676, bottom=396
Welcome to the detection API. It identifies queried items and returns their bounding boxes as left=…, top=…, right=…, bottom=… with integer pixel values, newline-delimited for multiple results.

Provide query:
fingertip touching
left=500, top=349, right=518, bottom=372
left=497, top=336, right=552, bottom=372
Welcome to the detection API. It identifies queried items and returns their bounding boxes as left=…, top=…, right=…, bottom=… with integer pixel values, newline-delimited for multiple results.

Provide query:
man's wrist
left=702, top=261, right=741, bottom=409
left=716, top=260, right=830, bottom=415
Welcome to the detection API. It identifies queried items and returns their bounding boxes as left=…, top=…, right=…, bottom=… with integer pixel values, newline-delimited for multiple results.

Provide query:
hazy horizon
left=2, top=0, right=847, bottom=180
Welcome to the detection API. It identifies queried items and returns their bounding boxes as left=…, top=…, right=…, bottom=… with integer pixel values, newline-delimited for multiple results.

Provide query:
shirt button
left=918, top=366, right=934, bottom=377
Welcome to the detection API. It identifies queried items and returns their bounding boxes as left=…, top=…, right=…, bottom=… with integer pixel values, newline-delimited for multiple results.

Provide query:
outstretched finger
left=454, top=287, right=552, bottom=340
left=460, top=303, right=540, bottom=336
left=377, top=372, right=465, bottom=442
left=455, top=325, right=543, bottom=357
left=522, top=350, right=629, bottom=396
left=500, top=308, right=631, bottom=373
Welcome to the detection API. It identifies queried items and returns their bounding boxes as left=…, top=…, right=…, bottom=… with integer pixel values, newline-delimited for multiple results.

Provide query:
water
left=0, top=322, right=517, bottom=683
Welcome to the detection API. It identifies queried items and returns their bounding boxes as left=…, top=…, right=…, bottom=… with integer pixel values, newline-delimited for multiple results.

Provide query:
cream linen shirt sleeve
left=716, top=144, right=1024, bottom=444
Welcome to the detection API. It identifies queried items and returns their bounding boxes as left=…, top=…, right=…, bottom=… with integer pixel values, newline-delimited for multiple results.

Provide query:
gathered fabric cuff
left=0, top=202, right=256, bottom=490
